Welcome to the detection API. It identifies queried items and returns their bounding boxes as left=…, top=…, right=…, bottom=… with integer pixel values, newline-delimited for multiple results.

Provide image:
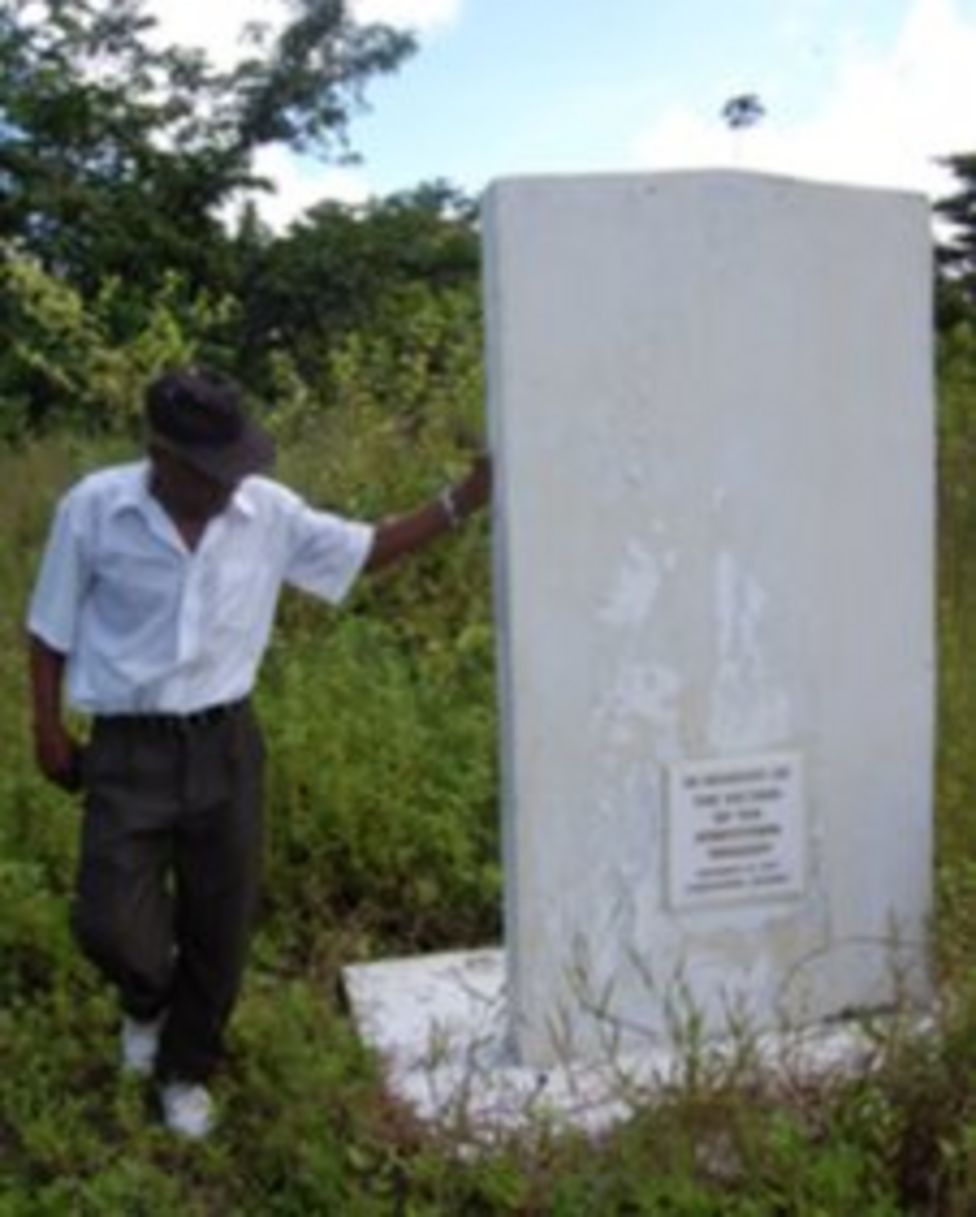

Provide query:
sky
left=149, top=0, right=976, bottom=230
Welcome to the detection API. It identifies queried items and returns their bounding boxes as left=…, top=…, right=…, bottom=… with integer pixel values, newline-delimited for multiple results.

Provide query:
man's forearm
left=366, top=458, right=491, bottom=574
left=29, top=633, right=67, bottom=733
left=366, top=497, right=460, bottom=574
left=28, top=633, right=83, bottom=790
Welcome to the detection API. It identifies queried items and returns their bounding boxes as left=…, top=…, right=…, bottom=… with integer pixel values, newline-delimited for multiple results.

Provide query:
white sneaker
left=120, top=1012, right=166, bottom=1077
left=159, top=1081, right=214, bottom=1140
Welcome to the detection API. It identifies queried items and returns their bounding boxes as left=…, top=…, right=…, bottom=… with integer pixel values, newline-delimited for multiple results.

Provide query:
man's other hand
left=35, top=723, right=83, bottom=792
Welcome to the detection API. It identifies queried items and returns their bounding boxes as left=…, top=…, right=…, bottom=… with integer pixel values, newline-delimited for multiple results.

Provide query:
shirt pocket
left=213, top=557, right=264, bottom=634
left=93, top=553, right=179, bottom=633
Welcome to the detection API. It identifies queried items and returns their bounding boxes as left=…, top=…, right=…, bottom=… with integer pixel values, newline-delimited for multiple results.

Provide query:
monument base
left=342, top=948, right=917, bottom=1143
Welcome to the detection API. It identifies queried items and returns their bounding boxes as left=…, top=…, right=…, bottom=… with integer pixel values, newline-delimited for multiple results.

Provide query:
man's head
left=144, top=368, right=276, bottom=522
left=145, top=368, right=275, bottom=489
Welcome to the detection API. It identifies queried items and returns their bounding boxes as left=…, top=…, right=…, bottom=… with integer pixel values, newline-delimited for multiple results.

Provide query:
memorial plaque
left=667, top=753, right=805, bottom=910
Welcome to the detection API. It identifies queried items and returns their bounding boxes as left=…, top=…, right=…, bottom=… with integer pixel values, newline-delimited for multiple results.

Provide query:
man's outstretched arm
left=365, top=455, right=491, bottom=575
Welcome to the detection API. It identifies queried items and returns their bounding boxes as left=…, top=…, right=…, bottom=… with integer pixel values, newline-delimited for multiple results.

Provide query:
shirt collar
left=230, top=477, right=259, bottom=519
left=107, top=460, right=257, bottom=521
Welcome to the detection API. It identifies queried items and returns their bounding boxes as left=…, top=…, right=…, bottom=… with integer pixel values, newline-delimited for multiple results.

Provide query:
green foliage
left=0, top=0, right=476, bottom=420
left=0, top=250, right=239, bottom=434
left=936, top=323, right=976, bottom=873
left=237, top=182, right=480, bottom=391
left=260, top=612, right=498, bottom=960
left=0, top=0, right=415, bottom=301
left=252, top=283, right=496, bottom=957
left=2, top=290, right=976, bottom=1214
left=232, top=0, right=416, bottom=155
left=0, top=181, right=481, bottom=430
left=1, top=0, right=242, bottom=296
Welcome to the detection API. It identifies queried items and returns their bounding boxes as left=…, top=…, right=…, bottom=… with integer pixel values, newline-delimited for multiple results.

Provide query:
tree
left=935, top=152, right=976, bottom=328
left=235, top=179, right=480, bottom=388
left=231, top=0, right=414, bottom=155
left=0, top=0, right=415, bottom=305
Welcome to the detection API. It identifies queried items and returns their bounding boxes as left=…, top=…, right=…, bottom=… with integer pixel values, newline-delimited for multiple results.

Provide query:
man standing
left=27, top=367, right=490, bottom=1139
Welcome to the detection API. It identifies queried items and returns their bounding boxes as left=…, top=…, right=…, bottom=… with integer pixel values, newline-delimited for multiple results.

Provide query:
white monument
left=344, top=170, right=934, bottom=1126
left=485, top=170, right=934, bottom=1067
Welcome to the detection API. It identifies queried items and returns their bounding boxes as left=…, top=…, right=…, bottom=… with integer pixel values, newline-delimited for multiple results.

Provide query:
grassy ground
left=1, top=324, right=976, bottom=1213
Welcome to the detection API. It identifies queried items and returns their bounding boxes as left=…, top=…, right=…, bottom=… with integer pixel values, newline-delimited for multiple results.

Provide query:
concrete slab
left=342, top=948, right=911, bottom=1142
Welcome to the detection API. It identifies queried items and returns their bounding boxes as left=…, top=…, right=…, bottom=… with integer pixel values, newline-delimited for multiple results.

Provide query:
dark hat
left=145, top=368, right=275, bottom=486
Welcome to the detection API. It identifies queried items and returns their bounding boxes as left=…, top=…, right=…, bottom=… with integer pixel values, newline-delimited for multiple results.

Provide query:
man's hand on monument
left=365, top=453, right=492, bottom=574
left=452, top=453, right=492, bottom=519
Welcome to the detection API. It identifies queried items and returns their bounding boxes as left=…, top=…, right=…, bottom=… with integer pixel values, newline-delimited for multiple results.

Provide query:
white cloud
left=149, top=0, right=279, bottom=67
left=237, top=147, right=372, bottom=231
left=631, top=0, right=976, bottom=202
left=148, top=0, right=428, bottom=224
left=150, top=0, right=464, bottom=223
left=150, top=0, right=461, bottom=66
left=348, top=0, right=461, bottom=31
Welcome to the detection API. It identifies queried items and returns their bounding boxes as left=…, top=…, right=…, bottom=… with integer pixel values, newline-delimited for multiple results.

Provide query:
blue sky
left=152, top=0, right=976, bottom=228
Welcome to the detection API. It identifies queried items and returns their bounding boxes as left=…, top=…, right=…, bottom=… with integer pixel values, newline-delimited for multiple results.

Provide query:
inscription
left=667, top=752, right=805, bottom=910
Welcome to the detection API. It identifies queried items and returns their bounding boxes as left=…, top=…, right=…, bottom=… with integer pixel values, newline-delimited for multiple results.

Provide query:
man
left=27, top=367, right=490, bottom=1140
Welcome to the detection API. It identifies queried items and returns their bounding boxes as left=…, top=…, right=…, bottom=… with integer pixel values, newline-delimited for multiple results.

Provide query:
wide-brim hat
left=145, top=368, right=276, bottom=487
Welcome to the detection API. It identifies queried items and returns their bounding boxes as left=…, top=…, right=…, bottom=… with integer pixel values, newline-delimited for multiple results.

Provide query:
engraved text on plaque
left=667, top=753, right=806, bottom=910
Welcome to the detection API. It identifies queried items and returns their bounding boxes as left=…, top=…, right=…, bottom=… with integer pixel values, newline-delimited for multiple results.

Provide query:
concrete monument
left=344, top=170, right=934, bottom=1127
left=484, top=170, right=934, bottom=1067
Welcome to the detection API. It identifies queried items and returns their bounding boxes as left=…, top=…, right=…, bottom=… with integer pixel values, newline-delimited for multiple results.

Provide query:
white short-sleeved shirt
left=27, top=461, right=375, bottom=715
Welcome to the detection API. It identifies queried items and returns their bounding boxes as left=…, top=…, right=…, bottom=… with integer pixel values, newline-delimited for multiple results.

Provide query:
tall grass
left=2, top=314, right=976, bottom=1213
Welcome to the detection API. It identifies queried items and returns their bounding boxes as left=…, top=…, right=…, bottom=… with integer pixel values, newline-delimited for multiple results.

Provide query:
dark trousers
left=72, top=702, right=264, bottom=1082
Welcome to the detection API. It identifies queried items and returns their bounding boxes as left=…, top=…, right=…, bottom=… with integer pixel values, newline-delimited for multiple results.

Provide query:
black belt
left=96, top=699, right=246, bottom=733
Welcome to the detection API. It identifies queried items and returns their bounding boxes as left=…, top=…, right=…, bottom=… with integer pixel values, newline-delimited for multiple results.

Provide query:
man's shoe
left=159, top=1081, right=214, bottom=1140
left=120, top=1012, right=166, bottom=1077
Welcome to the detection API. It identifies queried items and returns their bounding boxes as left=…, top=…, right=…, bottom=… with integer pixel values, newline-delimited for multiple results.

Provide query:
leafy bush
left=0, top=251, right=239, bottom=436
left=1, top=299, right=976, bottom=1213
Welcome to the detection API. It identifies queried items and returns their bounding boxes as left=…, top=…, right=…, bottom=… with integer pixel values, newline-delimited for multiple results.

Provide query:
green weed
left=1, top=318, right=976, bottom=1214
